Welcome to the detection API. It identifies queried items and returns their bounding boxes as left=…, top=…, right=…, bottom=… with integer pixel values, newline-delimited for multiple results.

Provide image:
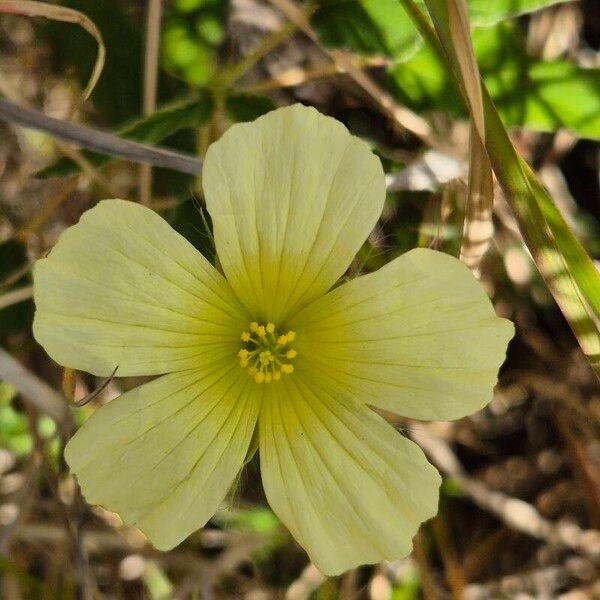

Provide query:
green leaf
left=389, top=23, right=600, bottom=140
left=312, top=0, right=573, bottom=61
left=38, top=91, right=214, bottom=178
left=413, top=0, right=600, bottom=373
left=116, top=91, right=215, bottom=141
left=467, top=0, right=574, bottom=26
left=311, top=0, right=423, bottom=60
left=225, top=92, right=277, bottom=123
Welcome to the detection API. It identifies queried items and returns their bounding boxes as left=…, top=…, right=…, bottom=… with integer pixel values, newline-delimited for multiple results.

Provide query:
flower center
left=238, top=322, right=298, bottom=384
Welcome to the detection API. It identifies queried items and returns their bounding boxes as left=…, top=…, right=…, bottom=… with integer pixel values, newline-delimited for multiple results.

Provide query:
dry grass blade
left=442, top=0, right=494, bottom=271
left=445, top=0, right=484, bottom=138
left=461, top=127, right=494, bottom=271
left=416, top=0, right=600, bottom=374
left=0, top=0, right=105, bottom=100
left=0, top=285, right=32, bottom=310
left=237, top=57, right=388, bottom=94
left=139, top=0, right=163, bottom=206
left=72, top=366, right=118, bottom=407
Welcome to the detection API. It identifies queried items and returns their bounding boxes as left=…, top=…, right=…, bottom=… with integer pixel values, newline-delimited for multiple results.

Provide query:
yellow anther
left=259, top=351, right=272, bottom=366
left=239, top=322, right=297, bottom=383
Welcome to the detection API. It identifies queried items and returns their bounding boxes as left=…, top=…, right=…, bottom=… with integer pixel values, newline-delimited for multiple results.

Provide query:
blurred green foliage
left=389, top=22, right=600, bottom=139
left=311, top=0, right=573, bottom=59
left=313, top=0, right=600, bottom=139
left=213, top=507, right=285, bottom=563
left=312, top=0, right=422, bottom=61
left=163, top=0, right=229, bottom=86
left=390, top=562, right=420, bottom=600
left=0, top=383, right=59, bottom=458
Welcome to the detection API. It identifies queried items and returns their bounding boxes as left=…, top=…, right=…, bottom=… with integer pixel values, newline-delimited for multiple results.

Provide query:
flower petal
left=203, top=104, right=386, bottom=322
left=290, top=248, right=514, bottom=421
left=65, top=364, right=259, bottom=550
left=259, top=377, right=440, bottom=575
left=34, top=199, right=247, bottom=376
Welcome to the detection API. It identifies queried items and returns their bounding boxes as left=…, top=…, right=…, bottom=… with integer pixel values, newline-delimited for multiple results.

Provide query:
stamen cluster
left=238, top=322, right=297, bottom=384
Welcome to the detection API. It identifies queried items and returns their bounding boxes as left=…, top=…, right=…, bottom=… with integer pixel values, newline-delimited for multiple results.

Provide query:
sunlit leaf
left=312, top=0, right=574, bottom=61
left=389, top=23, right=600, bottom=140
left=311, top=0, right=422, bottom=61
left=412, top=0, right=600, bottom=373
left=467, top=0, right=574, bottom=26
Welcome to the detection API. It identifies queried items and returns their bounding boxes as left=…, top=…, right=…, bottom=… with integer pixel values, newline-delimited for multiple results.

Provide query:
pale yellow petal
left=65, top=364, right=260, bottom=550
left=33, top=200, right=248, bottom=376
left=259, top=377, right=440, bottom=575
left=290, top=248, right=514, bottom=421
left=203, top=104, right=386, bottom=323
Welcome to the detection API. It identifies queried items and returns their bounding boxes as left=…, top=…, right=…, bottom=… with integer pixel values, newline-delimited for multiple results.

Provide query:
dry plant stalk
left=139, top=0, right=163, bottom=206
left=444, top=0, right=494, bottom=272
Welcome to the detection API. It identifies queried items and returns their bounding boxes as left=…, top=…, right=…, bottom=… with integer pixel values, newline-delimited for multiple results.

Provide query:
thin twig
left=412, top=425, right=600, bottom=562
left=220, top=20, right=299, bottom=88
left=0, top=346, right=69, bottom=425
left=0, top=76, right=119, bottom=196
left=48, top=139, right=119, bottom=196
left=463, top=557, right=596, bottom=599
left=140, top=0, right=163, bottom=205
left=0, top=99, right=203, bottom=175
left=0, top=285, right=33, bottom=310
left=237, top=57, right=388, bottom=93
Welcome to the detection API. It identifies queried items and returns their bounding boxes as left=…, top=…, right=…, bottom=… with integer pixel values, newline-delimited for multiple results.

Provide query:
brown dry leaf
left=0, top=0, right=105, bottom=100
left=446, top=0, right=494, bottom=271
left=461, top=126, right=494, bottom=271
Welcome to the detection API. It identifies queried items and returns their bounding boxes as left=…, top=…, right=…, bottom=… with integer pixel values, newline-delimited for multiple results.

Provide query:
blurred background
left=1, top=0, right=600, bottom=598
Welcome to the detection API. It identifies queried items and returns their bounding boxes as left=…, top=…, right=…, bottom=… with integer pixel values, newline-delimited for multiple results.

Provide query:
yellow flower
left=33, top=105, right=513, bottom=575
